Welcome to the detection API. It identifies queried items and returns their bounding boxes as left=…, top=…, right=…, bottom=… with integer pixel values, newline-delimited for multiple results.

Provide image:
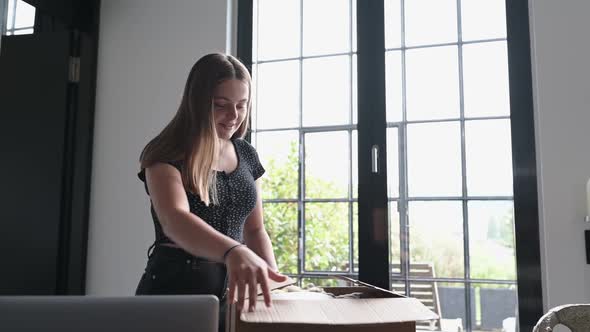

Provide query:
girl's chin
left=216, top=130, right=233, bottom=140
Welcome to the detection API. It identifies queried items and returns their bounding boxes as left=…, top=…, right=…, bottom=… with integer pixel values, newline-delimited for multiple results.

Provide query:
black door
left=0, top=32, right=71, bottom=295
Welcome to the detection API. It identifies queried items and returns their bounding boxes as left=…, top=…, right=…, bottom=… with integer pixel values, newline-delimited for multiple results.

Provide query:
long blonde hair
left=139, top=53, right=252, bottom=205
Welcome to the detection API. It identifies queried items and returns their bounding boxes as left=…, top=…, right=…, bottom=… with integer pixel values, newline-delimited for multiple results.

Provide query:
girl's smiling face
left=212, top=79, right=249, bottom=140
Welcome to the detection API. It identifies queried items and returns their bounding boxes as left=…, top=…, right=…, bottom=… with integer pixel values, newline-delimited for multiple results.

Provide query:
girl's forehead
left=214, top=79, right=249, bottom=95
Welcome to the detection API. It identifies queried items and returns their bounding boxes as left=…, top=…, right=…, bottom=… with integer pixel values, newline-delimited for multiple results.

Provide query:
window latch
left=371, top=145, right=379, bottom=173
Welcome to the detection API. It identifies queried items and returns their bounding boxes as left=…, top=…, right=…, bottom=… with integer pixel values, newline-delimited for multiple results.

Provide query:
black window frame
left=237, top=0, right=542, bottom=330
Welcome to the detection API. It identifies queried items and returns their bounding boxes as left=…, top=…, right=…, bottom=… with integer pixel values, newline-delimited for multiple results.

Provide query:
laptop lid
left=0, top=295, right=218, bottom=332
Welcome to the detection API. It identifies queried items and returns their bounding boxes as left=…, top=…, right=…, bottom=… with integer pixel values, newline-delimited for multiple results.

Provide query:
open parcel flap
left=240, top=297, right=439, bottom=325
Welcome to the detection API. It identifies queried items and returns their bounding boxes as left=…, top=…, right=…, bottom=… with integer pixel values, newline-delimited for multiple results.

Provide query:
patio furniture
left=392, top=262, right=442, bottom=330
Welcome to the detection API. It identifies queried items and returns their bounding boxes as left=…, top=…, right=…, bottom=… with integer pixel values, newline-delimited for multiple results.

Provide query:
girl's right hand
left=224, top=245, right=287, bottom=312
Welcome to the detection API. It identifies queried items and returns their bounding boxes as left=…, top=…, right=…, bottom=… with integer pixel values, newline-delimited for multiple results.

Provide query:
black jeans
left=135, top=245, right=228, bottom=331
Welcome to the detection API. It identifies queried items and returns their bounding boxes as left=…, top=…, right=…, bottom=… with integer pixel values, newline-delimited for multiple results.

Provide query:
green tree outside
left=262, top=142, right=516, bottom=281
left=262, top=142, right=350, bottom=274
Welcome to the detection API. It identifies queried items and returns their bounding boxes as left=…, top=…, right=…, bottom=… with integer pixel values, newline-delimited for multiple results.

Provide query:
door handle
left=371, top=145, right=379, bottom=174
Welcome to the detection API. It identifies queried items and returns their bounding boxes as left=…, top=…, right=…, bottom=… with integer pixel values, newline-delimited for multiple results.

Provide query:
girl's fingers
left=258, top=270, right=271, bottom=307
left=227, top=251, right=282, bottom=311
left=227, top=274, right=237, bottom=304
left=248, top=272, right=258, bottom=312
left=268, top=269, right=288, bottom=282
left=237, top=278, right=246, bottom=311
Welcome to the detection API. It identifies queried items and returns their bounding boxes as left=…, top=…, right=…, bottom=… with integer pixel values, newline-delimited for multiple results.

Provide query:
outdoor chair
left=391, top=262, right=443, bottom=330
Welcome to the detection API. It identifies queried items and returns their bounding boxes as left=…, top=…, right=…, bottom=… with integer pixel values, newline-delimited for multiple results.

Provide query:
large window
left=3, top=0, right=35, bottom=35
left=250, top=0, right=359, bottom=283
left=244, top=1, right=522, bottom=331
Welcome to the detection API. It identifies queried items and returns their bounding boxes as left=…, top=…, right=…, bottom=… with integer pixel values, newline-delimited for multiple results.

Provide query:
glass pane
left=255, top=60, right=300, bottom=129
left=257, top=0, right=300, bottom=60
left=256, top=130, right=299, bottom=199
left=405, top=0, right=457, bottom=47
left=250, top=130, right=258, bottom=148
left=250, top=64, right=259, bottom=130
left=409, top=280, right=465, bottom=331
left=389, top=201, right=400, bottom=274
left=352, top=54, right=358, bottom=124
left=352, top=130, right=358, bottom=198
left=384, top=0, right=402, bottom=49
left=468, top=201, right=516, bottom=280
left=352, top=0, right=357, bottom=52
left=301, top=277, right=353, bottom=288
left=391, top=279, right=406, bottom=295
left=305, top=202, right=350, bottom=271
left=303, top=0, right=350, bottom=56
left=407, top=122, right=462, bottom=197
left=463, top=41, right=510, bottom=117
left=465, top=119, right=513, bottom=196
left=409, top=201, right=464, bottom=278
left=461, top=0, right=507, bottom=41
left=252, top=0, right=258, bottom=61
left=386, top=127, right=399, bottom=198
left=408, top=281, right=440, bottom=331
left=305, top=131, right=349, bottom=199
left=353, top=202, right=358, bottom=272
left=472, top=283, right=517, bottom=331
left=7, top=0, right=15, bottom=30
left=406, top=46, right=460, bottom=121
left=435, top=283, right=470, bottom=331
left=302, top=55, right=350, bottom=126
left=14, top=0, right=35, bottom=29
left=385, top=50, right=402, bottom=123
left=264, top=202, right=298, bottom=274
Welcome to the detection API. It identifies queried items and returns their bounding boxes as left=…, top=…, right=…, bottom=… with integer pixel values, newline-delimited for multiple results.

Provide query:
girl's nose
left=228, top=105, right=239, bottom=119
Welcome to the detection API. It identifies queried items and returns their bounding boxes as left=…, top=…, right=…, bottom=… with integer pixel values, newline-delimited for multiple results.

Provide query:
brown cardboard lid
left=236, top=276, right=297, bottom=301
left=240, top=297, right=439, bottom=325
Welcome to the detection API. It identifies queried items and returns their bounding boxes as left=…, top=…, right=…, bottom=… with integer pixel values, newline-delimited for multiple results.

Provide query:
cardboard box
left=227, top=280, right=439, bottom=332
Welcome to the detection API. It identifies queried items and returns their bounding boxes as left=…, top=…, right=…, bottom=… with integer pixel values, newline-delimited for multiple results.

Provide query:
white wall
left=530, top=0, right=590, bottom=308
left=87, top=0, right=233, bottom=295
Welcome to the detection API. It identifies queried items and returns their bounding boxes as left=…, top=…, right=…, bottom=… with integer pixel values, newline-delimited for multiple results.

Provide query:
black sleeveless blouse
left=138, top=138, right=265, bottom=244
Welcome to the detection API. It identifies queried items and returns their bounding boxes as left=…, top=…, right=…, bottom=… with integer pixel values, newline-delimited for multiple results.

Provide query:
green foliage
left=263, top=142, right=351, bottom=274
left=262, top=142, right=516, bottom=281
left=487, top=209, right=516, bottom=248
left=263, top=202, right=298, bottom=274
left=261, top=142, right=299, bottom=200
left=409, top=228, right=465, bottom=278
left=472, top=207, right=517, bottom=280
left=409, top=216, right=516, bottom=280
left=301, top=277, right=342, bottom=288
left=305, top=202, right=349, bottom=271
left=260, top=142, right=299, bottom=274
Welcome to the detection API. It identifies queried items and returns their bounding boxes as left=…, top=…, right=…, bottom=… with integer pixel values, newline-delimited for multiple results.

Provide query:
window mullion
left=399, top=0, right=410, bottom=296
left=456, top=0, right=474, bottom=330
left=357, top=0, right=390, bottom=290
left=298, top=0, right=305, bottom=277
left=348, top=0, right=355, bottom=276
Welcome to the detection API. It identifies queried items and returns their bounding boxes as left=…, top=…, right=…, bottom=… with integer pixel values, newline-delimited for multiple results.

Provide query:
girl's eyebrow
left=214, top=96, right=248, bottom=103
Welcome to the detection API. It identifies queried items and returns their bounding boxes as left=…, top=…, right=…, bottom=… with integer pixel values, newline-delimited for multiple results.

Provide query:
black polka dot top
left=138, top=138, right=265, bottom=244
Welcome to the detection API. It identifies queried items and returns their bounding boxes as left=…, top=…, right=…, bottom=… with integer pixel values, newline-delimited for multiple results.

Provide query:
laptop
left=0, top=295, right=218, bottom=332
